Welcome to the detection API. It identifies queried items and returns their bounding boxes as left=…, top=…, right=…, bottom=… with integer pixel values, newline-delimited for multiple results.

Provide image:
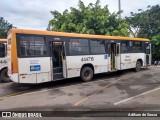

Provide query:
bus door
left=116, top=43, right=121, bottom=70
left=110, top=43, right=120, bottom=71
left=146, top=43, right=151, bottom=65
left=51, top=41, right=66, bottom=81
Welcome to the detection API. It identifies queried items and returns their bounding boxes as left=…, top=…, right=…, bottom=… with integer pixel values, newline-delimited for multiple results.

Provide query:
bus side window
left=116, top=44, right=120, bottom=56
left=121, top=41, right=128, bottom=53
left=106, top=43, right=110, bottom=57
left=0, top=43, right=5, bottom=57
left=69, top=38, right=89, bottom=55
left=90, top=39, right=105, bottom=54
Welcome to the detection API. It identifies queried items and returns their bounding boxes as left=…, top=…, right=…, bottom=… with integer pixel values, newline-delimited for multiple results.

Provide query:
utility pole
left=118, top=0, right=121, bottom=18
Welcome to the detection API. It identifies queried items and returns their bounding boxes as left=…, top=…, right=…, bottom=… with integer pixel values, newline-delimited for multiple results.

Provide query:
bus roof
left=0, top=39, right=7, bottom=42
left=10, top=28, right=150, bottom=42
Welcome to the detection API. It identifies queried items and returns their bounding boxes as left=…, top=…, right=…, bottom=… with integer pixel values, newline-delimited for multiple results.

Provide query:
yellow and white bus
left=7, top=28, right=151, bottom=83
left=0, top=39, right=11, bottom=82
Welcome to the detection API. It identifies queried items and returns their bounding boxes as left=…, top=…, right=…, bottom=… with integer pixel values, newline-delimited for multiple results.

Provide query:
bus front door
left=146, top=43, right=151, bottom=65
left=110, top=43, right=120, bottom=71
left=51, top=42, right=66, bottom=81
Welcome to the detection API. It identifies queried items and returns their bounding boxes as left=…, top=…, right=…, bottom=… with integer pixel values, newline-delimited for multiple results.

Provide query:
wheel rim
left=136, top=62, right=141, bottom=70
left=84, top=70, right=90, bottom=79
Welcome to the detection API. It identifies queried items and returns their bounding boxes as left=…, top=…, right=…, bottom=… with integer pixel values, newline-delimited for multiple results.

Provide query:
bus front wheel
left=1, top=68, right=12, bottom=82
left=135, top=61, right=141, bottom=72
left=80, top=67, right=93, bottom=82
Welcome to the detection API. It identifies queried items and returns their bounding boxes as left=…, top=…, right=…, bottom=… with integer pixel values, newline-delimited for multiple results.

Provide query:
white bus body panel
left=108, top=57, right=111, bottom=71
left=66, top=54, right=109, bottom=78
left=63, top=59, right=67, bottom=78
left=0, top=58, right=7, bottom=70
left=7, top=33, right=12, bottom=80
left=18, top=57, right=51, bottom=83
left=120, top=53, right=145, bottom=69
left=8, top=73, right=19, bottom=83
left=116, top=55, right=121, bottom=70
left=66, top=53, right=146, bottom=78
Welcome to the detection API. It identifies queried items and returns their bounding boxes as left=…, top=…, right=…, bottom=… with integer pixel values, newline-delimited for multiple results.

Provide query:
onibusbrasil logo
left=2, top=112, right=42, bottom=118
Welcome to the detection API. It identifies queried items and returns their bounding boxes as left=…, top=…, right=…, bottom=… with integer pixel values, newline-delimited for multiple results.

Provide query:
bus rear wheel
left=81, top=67, right=93, bottom=82
left=135, top=61, right=141, bottom=72
left=1, top=68, right=12, bottom=82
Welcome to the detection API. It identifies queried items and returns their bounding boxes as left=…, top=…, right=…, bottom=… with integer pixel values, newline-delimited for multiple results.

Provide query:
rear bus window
left=20, top=36, right=47, bottom=57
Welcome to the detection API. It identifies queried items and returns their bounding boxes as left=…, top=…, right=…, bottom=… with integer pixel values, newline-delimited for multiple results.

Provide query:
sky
left=0, top=0, right=159, bottom=30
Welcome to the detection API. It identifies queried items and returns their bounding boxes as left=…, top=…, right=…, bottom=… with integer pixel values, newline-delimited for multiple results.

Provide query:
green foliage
left=152, top=34, right=160, bottom=45
left=47, top=0, right=129, bottom=37
left=126, top=5, right=160, bottom=39
left=151, top=34, right=160, bottom=61
left=126, top=5, right=160, bottom=61
left=0, top=17, right=12, bottom=38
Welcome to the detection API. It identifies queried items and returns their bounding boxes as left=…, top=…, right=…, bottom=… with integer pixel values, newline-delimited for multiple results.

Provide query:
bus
left=0, top=39, right=11, bottom=82
left=7, top=28, right=151, bottom=83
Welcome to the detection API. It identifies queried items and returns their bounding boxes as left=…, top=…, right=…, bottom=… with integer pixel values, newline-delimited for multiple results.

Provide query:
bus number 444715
left=81, top=57, right=94, bottom=61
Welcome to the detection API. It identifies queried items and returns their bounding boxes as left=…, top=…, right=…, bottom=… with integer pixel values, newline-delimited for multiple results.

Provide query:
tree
left=126, top=5, right=160, bottom=61
left=47, top=0, right=129, bottom=37
left=126, top=5, right=160, bottom=39
left=0, top=17, right=12, bottom=38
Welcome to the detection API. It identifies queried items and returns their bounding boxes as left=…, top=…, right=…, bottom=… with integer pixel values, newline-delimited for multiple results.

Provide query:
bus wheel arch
left=0, top=67, right=12, bottom=82
left=80, top=64, right=94, bottom=82
left=135, top=59, right=143, bottom=72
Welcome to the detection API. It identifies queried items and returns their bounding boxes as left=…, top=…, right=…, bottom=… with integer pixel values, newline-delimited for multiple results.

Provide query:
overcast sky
left=0, top=0, right=159, bottom=30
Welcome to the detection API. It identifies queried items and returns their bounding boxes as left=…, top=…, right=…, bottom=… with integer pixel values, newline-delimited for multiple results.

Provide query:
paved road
left=0, top=66, right=160, bottom=118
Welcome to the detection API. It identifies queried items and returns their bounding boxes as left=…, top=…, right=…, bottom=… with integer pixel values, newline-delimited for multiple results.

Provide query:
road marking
left=114, top=87, right=160, bottom=105
left=0, top=91, right=28, bottom=100
left=74, top=97, right=89, bottom=106
left=73, top=78, right=122, bottom=106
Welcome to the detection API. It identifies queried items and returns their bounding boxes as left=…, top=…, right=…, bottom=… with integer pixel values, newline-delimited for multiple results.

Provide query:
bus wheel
left=81, top=67, right=93, bottom=82
left=135, top=61, right=141, bottom=72
left=1, top=68, right=12, bottom=82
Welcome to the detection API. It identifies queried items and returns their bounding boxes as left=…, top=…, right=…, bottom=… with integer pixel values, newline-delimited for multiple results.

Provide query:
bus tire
left=80, top=67, right=93, bottom=82
left=1, top=68, right=12, bottom=82
left=135, top=61, right=141, bottom=72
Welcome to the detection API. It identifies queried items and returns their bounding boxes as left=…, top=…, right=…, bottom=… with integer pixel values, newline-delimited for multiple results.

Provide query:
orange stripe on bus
left=11, top=29, right=22, bottom=73
left=0, top=39, right=7, bottom=42
left=11, top=28, right=149, bottom=42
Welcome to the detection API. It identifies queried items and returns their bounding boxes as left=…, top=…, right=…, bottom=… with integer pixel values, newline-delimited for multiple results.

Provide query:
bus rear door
left=110, top=42, right=121, bottom=71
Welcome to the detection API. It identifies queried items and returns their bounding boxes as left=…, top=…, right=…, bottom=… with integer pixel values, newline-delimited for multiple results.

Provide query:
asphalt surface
left=0, top=66, right=160, bottom=118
